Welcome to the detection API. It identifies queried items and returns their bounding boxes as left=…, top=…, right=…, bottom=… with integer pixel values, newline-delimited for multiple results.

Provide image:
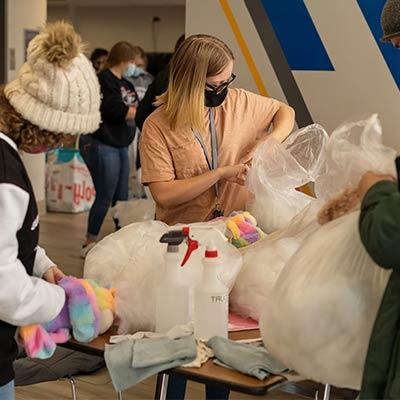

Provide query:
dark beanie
left=381, top=0, right=400, bottom=42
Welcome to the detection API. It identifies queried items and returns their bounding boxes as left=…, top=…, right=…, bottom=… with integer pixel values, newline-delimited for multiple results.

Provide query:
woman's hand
left=149, top=165, right=249, bottom=209
left=218, top=164, right=249, bottom=185
left=43, top=266, right=65, bottom=284
left=240, top=148, right=257, bottom=166
left=357, top=171, right=396, bottom=200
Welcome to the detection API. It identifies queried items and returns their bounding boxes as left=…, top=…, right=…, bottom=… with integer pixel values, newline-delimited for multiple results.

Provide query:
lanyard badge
left=212, top=205, right=224, bottom=219
left=194, top=109, right=224, bottom=219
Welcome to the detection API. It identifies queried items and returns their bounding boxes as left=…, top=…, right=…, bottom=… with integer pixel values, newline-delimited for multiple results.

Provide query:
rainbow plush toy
left=19, top=276, right=115, bottom=359
left=225, top=211, right=267, bottom=248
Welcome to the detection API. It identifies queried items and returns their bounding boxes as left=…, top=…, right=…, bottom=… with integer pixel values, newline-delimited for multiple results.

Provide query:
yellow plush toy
left=225, top=211, right=267, bottom=248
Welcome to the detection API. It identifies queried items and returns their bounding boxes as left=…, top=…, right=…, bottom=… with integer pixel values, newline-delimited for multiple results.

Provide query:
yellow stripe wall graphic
left=219, top=0, right=269, bottom=97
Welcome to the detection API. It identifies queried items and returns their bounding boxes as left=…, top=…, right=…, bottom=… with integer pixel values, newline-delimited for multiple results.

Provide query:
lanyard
left=194, top=109, right=219, bottom=197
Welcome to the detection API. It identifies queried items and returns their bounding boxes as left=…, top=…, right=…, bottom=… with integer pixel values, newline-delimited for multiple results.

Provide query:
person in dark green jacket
left=358, top=2, right=400, bottom=398
left=358, top=171, right=399, bottom=400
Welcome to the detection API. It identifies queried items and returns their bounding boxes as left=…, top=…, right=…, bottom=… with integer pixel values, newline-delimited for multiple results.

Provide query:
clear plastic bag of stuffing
left=247, top=124, right=328, bottom=233
left=234, top=115, right=396, bottom=343
left=315, top=114, right=396, bottom=200
left=230, top=200, right=323, bottom=321
left=112, top=197, right=155, bottom=227
left=260, top=211, right=391, bottom=390
left=83, top=220, right=242, bottom=333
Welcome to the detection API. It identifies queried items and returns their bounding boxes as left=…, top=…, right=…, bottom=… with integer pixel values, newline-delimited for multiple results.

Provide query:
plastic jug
left=155, top=230, right=193, bottom=333
left=194, top=241, right=229, bottom=340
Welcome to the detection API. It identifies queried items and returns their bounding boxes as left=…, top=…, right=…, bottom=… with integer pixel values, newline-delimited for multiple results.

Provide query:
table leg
left=154, top=373, right=169, bottom=400
left=323, top=384, right=331, bottom=400
left=117, top=391, right=123, bottom=400
left=69, top=377, right=77, bottom=400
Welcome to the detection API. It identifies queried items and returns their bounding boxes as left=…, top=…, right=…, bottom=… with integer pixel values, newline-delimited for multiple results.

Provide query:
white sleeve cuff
left=33, top=246, right=55, bottom=278
left=0, top=259, right=66, bottom=326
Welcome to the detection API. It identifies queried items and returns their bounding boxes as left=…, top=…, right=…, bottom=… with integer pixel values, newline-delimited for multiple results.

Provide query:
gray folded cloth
left=105, top=335, right=197, bottom=391
left=132, top=336, right=196, bottom=368
left=208, top=336, right=287, bottom=380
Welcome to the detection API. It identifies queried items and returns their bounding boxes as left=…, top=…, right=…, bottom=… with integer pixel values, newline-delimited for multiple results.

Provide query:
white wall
left=47, top=5, right=185, bottom=53
left=6, top=0, right=47, bottom=205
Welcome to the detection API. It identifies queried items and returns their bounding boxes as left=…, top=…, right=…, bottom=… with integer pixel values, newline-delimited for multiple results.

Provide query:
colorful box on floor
left=46, top=149, right=95, bottom=213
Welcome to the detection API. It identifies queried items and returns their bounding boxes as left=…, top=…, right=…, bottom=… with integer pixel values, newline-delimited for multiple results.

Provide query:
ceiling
left=48, top=0, right=185, bottom=6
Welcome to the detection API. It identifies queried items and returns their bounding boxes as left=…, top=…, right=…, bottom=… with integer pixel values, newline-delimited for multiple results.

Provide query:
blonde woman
left=140, top=34, right=294, bottom=400
left=140, top=34, right=295, bottom=227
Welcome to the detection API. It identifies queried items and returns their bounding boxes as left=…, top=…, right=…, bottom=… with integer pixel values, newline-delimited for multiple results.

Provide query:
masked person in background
left=80, top=42, right=139, bottom=258
left=0, top=21, right=101, bottom=399
left=124, top=46, right=153, bottom=101
left=139, top=34, right=294, bottom=400
left=123, top=46, right=154, bottom=198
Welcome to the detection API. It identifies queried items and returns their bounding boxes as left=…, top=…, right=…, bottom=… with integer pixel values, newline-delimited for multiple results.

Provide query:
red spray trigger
left=181, top=227, right=199, bottom=266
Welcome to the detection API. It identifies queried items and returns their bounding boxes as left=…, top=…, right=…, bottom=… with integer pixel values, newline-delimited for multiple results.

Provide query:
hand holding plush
left=19, top=276, right=115, bottom=359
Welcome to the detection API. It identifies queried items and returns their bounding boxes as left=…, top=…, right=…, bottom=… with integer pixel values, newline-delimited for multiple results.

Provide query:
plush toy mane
left=318, top=188, right=361, bottom=225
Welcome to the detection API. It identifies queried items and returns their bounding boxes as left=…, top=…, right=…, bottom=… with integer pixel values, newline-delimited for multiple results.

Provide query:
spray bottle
left=178, top=226, right=230, bottom=341
left=155, top=226, right=228, bottom=335
left=155, top=228, right=199, bottom=333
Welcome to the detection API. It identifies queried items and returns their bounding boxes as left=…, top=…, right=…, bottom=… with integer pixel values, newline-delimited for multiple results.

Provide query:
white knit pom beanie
left=4, top=21, right=101, bottom=135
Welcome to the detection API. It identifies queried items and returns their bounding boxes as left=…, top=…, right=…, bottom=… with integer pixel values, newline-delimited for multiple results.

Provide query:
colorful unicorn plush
left=19, top=276, right=115, bottom=359
left=225, top=211, right=267, bottom=248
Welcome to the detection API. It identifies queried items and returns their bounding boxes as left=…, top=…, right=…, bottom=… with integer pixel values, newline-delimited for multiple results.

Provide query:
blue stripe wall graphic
left=358, top=0, right=400, bottom=88
left=244, top=0, right=314, bottom=126
left=261, top=0, right=334, bottom=71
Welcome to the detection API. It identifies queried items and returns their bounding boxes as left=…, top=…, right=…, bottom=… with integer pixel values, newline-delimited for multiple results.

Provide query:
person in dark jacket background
left=358, top=171, right=400, bottom=399
left=123, top=46, right=154, bottom=198
left=90, top=48, right=109, bottom=74
left=135, top=34, right=184, bottom=132
left=80, top=41, right=139, bottom=258
left=358, top=1, right=400, bottom=398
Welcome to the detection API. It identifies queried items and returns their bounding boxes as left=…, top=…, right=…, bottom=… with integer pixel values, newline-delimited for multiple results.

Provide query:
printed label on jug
left=211, top=294, right=229, bottom=304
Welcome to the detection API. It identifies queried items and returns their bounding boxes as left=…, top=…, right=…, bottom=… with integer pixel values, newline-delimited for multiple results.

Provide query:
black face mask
left=204, top=87, right=228, bottom=107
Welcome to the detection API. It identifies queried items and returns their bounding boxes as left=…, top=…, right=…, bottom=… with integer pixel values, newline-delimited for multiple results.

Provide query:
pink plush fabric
left=19, top=276, right=108, bottom=359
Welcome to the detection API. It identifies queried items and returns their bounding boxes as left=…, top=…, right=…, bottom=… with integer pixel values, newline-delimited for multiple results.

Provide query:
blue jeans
left=0, top=380, right=15, bottom=400
left=79, top=135, right=129, bottom=240
left=166, top=375, right=230, bottom=400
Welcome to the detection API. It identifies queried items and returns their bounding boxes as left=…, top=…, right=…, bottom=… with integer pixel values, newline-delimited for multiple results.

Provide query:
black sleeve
left=135, top=66, right=170, bottom=131
left=135, top=81, right=157, bottom=131
left=99, top=74, right=129, bottom=124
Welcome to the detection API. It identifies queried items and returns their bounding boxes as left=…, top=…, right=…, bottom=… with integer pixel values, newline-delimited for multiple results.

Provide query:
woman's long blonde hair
left=156, top=34, right=234, bottom=133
